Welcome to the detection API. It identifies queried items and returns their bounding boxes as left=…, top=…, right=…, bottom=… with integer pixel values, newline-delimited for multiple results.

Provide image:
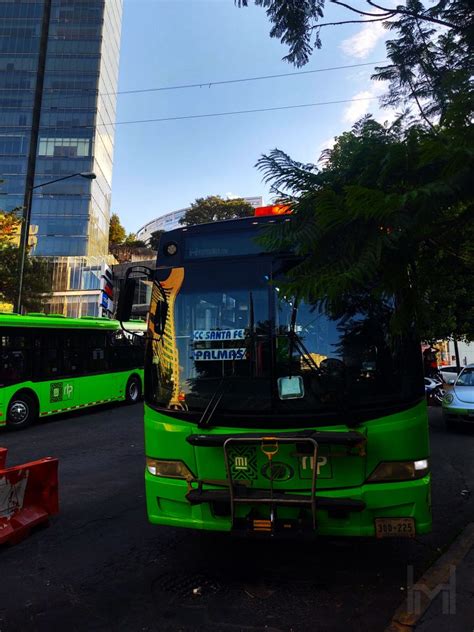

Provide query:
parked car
left=442, top=365, right=474, bottom=429
left=438, top=364, right=460, bottom=384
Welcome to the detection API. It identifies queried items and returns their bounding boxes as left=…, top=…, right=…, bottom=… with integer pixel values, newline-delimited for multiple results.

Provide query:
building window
left=38, top=138, right=90, bottom=158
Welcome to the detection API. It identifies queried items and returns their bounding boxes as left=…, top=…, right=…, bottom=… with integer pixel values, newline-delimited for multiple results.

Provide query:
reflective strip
left=39, top=397, right=121, bottom=417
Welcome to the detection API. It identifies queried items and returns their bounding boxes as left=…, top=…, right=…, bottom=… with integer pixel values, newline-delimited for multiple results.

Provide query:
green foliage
left=109, top=213, right=126, bottom=247
left=123, top=233, right=146, bottom=248
left=0, top=211, right=52, bottom=311
left=372, top=0, right=473, bottom=128
left=257, top=117, right=474, bottom=340
left=235, top=0, right=325, bottom=67
left=149, top=230, right=164, bottom=251
left=236, top=0, right=471, bottom=70
left=180, top=196, right=254, bottom=226
left=245, top=0, right=473, bottom=340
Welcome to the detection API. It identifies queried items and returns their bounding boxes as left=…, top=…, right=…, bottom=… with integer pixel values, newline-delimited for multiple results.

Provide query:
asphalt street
left=0, top=404, right=472, bottom=632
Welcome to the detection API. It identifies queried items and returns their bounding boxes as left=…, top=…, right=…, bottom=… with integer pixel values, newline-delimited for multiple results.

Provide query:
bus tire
left=125, top=375, right=141, bottom=404
left=7, top=391, right=38, bottom=430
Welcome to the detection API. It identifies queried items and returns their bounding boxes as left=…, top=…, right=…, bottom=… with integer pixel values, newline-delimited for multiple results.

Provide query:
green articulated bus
left=0, top=314, right=144, bottom=430
left=119, top=213, right=431, bottom=538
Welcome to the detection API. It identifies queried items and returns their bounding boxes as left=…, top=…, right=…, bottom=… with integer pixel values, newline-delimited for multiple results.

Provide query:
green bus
left=119, top=214, right=431, bottom=538
left=0, top=314, right=144, bottom=430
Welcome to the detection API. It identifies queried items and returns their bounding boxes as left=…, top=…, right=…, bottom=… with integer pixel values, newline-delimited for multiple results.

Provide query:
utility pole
left=16, top=0, right=52, bottom=313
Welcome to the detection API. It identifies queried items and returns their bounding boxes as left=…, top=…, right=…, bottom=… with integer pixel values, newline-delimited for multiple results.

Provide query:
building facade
left=0, top=0, right=122, bottom=314
left=42, top=255, right=114, bottom=317
left=136, top=196, right=264, bottom=244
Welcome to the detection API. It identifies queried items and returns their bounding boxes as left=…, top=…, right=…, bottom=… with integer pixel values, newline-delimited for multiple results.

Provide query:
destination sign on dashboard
left=193, top=329, right=246, bottom=341
left=193, top=348, right=247, bottom=361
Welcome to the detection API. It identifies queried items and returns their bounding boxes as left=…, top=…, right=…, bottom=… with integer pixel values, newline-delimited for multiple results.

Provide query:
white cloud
left=340, top=22, right=385, bottom=59
left=319, top=136, right=336, bottom=152
left=316, top=136, right=337, bottom=162
left=376, top=106, right=399, bottom=126
left=343, top=90, right=373, bottom=124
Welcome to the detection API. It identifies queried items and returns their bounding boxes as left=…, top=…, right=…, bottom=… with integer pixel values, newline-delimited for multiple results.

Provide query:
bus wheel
left=125, top=376, right=141, bottom=404
left=7, top=392, right=37, bottom=430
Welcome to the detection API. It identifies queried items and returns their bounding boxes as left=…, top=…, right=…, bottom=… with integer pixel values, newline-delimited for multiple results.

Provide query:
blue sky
left=113, top=0, right=390, bottom=233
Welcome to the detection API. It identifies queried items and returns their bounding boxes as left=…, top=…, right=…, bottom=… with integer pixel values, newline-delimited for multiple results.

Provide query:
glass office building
left=0, top=0, right=122, bottom=258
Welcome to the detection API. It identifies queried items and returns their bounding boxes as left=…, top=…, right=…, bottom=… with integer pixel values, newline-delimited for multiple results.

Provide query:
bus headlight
left=367, top=459, right=429, bottom=482
left=146, top=458, right=194, bottom=480
left=443, top=393, right=454, bottom=404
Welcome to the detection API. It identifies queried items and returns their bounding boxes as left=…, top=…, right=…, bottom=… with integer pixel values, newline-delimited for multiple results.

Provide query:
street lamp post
left=15, top=171, right=96, bottom=314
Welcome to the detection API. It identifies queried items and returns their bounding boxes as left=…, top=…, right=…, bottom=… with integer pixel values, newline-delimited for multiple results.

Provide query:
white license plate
left=375, top=518, right=415, bottom=538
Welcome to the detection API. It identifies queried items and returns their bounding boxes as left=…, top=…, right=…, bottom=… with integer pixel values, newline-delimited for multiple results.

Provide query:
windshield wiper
left=287, top=298, right=320, bottom=375
left=198, top=379, right=228, bottom=428
left=285, top=299, right=355, bottom=419
left=249, top=290, right=256, bottom=377
left=199, top=295, right=259, bottom=428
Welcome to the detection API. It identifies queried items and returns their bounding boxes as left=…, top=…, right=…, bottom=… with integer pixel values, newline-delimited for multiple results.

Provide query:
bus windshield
left=145, top=257, right=423, bottom=426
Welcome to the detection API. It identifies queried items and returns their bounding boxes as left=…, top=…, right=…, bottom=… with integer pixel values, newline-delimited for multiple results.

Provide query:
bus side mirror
left=116, top=277, right=136, bottom=322
left=116, top=266, right=153, bottom=323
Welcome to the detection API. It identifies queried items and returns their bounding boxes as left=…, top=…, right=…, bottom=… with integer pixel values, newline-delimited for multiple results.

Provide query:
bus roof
left=0, top=313, right=122, bottom=330
left=163, top=213, right=291, bottom=240
left=157, top=215, right=293, bottom=265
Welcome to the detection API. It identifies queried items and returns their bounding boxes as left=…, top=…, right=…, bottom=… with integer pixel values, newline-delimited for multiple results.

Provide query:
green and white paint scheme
left=0, top=314, right=144, bottom=429
left=135, top=216, right=431, bottom=538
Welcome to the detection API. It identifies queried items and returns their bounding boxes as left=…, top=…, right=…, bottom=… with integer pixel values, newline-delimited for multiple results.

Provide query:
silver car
left=442, top=365, right=474, bottom=429
left=439, top=364, right=460, bottom=384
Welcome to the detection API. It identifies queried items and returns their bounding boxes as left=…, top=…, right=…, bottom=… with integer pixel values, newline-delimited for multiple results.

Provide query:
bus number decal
left=50, top=382, right=74, bottom=403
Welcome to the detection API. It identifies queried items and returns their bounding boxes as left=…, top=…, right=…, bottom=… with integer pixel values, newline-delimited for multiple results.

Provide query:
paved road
left=0, top=405, right=472, bottom=632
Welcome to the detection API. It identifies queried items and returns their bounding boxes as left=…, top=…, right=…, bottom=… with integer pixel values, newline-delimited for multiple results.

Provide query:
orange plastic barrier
left=0, top=448, right=59, bottom=545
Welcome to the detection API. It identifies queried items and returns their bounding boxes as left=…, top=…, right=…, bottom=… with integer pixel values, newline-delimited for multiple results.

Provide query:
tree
left=237, top=0, right=473, bottom=340
left=372, top=0, right=473, bottom=129
left=109, top=213, right=126, bottom=248
left=236, top=1, right=473, bottom=127
left=235, top=0, right=471, bottom=68
left=123, top=233, right=146, bottom=248
left=180, top=196, right=254, bottom=226
left=109, top=232, right=149, bottom=264
left=149, top=230, right=164, bottom=251
left=0, top=211, right=52, bottom=312
left=257, top=115, right=474, bottom=341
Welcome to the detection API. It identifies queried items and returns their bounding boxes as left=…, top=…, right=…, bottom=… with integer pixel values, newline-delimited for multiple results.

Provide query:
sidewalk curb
left=385, top=522, right=474, bottom=631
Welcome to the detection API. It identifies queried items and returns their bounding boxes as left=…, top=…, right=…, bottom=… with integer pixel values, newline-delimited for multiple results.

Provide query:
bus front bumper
left=145, top=473, right=432, bottom=537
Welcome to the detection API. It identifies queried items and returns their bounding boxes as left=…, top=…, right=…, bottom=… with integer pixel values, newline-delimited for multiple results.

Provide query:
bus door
left=34, top=331, right=82, bottom=415
left=82, top=332, right=112, bottom=404
left=107, top=330, right=142, bottom=399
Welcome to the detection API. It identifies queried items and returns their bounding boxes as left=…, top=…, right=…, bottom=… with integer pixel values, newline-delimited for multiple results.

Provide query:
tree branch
left=406, top=74, right=437, bottom=132
left=365, top=0, right=460, bottom=29
left=329, top=0, right=394, bottom=18
left=313, top=15, right=392, bottom=28
left=366, top=0, right=402, bottom=12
